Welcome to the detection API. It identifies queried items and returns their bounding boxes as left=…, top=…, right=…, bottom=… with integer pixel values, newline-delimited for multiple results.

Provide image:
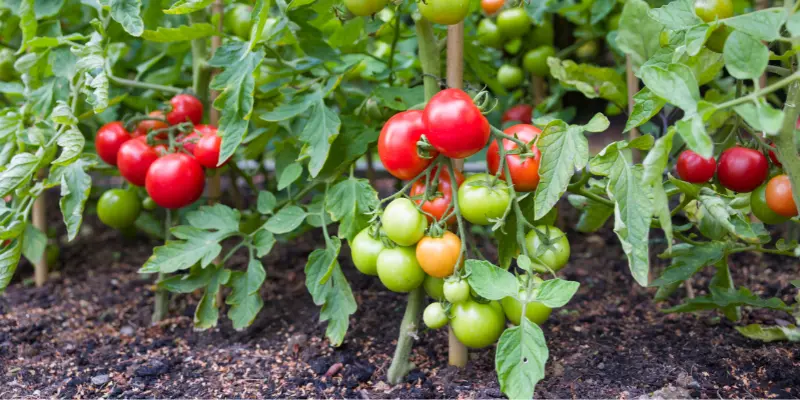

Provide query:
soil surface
left=1, top=206, right=799, bottom=399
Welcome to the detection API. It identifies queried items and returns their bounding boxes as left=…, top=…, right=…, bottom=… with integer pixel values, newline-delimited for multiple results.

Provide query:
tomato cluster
left=94, top=94, right=225, bottom=228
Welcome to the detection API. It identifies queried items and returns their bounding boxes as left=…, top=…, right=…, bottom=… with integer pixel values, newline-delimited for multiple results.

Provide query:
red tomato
left=486, top=124, right=542, bottom=192
left=145, top=153, right=206, bottom=209
left=501, top=104, right=533, bottom=125
left=717, top=147, right=769, bottom=193
left=134, top=110, right=170, bottom=138
left=378, top=110, right=438, bottom=180
left=167, top=94, right=204, bottom=125
left=766, top=174, right=798, bottom=217
left=423, top=89, right=490, bottom=159
left=178, top=131, right=200, bottom=153
left=769, top=143, right=782, bottom=167
left=409, top=167, right=465, bottom=223
left=481, top=0, right=504, bottom=14
left=676, top=150, right=716, bottom=183
left=117, top=136, right=160, bottom=186
left=95, top=121, right=131, bottom=166
left=194, top=126, right=227, bottom=168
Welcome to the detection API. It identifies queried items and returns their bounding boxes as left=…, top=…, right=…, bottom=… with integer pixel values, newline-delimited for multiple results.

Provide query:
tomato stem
left=107, top=74, right=183, bottom=94
left=152, top=209, right=171, bottom=324
left=386, top=286, right=424, bottom=384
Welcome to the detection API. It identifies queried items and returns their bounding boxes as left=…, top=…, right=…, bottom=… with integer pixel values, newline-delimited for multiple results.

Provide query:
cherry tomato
left=378, top=110, right=438, bottom=180
left=416, top=231, right=461, bottom=278
left=443, top=279, right=470, bottom=303
left=480, top=0, right=504, bottom=14
left=694, top=0, right=733, bottom=22
left=496, top=7, right=530, bottom=38
left=523, top=45, right=555, bottom=77
left=344, top=0, right=389, bottom=16
left=502, top=104, right=533, bottom=125
left=117, top=136, right=160, bottom=187
left=134, top=111, right=169, bottom=138
left=768, top=143, right=782, bottom=167
left=504, top=37, right=523, bottom=54
left=525, top=225, right=570, bottom=271
left=676, top=150, right=716, bottom=183
left=178, top=131, right=200, bottom=154
left=376, top=246, right=426, bottom=292
left=97, top=189, right=141, bottom=229
left=500, top=275, right=552, bottom=325
left=766, top=174, right=798, bottom=217
left=717, top=146, right=768, bottom=193
left=194, top=126, right=226, bottom=168
left=423, top=302, right=449, bottom=329
left=418, top=0, right=471, bottom=25
left=166, top=94, right=203, bottom=125
left=145, top=153, right=206, bottom=209
left=486, top=124, right=542, bottom=192
left=423, top=275, right=445, bottom=300
left=450, top=299, right=506, bottom=349
left=750, top=184, right=789, bottom=224
left=477, top=18, right=504, bottom=49
left=497, top=64, right=524, bottom=89
left=409, top=167, right=465, bottom=223
left=95, top=121, right=131, bottom=166
left=350, top=228, right=385, bottom=276
left=382, top=198, right=427, bottom=246
left=576, top=41, right=599, bottom=60
left=526, top=18, right=554, bottom=48
left=423, top=89, right=490, bottom=159
left=457, top=173, right=511, bottom=225
left=224, top=4, right=252, bottom=39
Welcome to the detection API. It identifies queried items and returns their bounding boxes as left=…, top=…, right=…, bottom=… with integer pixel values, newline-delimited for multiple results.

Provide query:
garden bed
left=1, top=209, right=798, bottom=399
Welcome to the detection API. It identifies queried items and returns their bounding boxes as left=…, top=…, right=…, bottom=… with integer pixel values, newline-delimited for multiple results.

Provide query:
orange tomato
left=481, top=0, right=504, bottom=14
left=766, top=174, right=798, bottom=217
left=416, top=231, right=461, bottom=278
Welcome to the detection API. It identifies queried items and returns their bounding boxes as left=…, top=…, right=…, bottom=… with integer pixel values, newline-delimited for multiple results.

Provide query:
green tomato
left=419, top=0, right=471, bottom=25
left=477, top=18, right=504, bottom=49
left=500, top=276, right=552, bottom=325
left=97, top=189, right=141, bottom=229
left=706, top=26, right=731, bottom=53
left=142, top=196, right=157, bottom=211
left=457, top=174, right=511, bottom=226
left=751, top=184, right=789, bottom=225
left=377, top=246, right=426, bottom=292
left=522, top=45, right=555, bottom=77
left=496, top=8, right=531, bottom=38
left=423, top=302, right=449, bottom=329
left=606, top=13, right=621, bottom=31
left=575, top=41, right=599, bottom=60
left=450, top=299, right=506, bottom=349
left=0, top=48, right=16, bottom=82
left=224, top=4, right=253, bottom=39
left=423, top=275, right=445, bottom=300
left=350, top=228, right=386, bottom=276
left=694, top=0, right=733, bottom=22
left=525, top=225, right=570, bottom=271
left=382, top=198, right=427, bottom=246
left=526, top=18, right=554, bottom=48
left=605, top=102, right=622, bottom=117
left=497, top=64, right=524, bottom=89
left=344, top=0, right=389, bottom=17
left=443, top=279, right=471, bottom=303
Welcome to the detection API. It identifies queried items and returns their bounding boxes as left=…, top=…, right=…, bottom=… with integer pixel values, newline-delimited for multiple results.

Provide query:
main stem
left=152, top=209, right=171, bottom=324
left=32, top=182, right=47, bottom=287
left=385, top=18, right=441, bottom=384
left=190, top=11, right=212, bottom=105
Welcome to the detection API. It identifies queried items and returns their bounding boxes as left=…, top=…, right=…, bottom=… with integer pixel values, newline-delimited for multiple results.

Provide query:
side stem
left=152, top=209, right=171, bottom=324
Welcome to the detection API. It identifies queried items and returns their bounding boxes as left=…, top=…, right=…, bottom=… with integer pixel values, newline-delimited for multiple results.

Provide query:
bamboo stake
left=532, top=76, right=546, bottom=106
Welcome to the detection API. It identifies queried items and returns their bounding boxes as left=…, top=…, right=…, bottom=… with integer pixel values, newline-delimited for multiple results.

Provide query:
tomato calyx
left=415, top=135, right=437, bottom=159
left=471, top=90, right=499, bottom=115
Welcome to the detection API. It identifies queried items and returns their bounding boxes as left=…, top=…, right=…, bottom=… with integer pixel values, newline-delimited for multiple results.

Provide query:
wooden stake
left=446, top=21, right=468, bottom=369
left=532, top=76, right=546, bottom=106
left=32, top=191, right=47, bottom=287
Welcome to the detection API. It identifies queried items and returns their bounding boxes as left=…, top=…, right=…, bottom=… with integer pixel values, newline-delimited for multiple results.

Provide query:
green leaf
left=0, top=153, right=39, bottom=197
left=50, top=101, right=78, bottom=125
left=547, top=58, right=628, bottom=107
left=253, top=230, right=275, bottom=257
left=786, top=12, right=800, bottom=38
left=643, top=129, right=675, bottom=249
left=260, top=94, right=316, bottom=122
left=372, top=87, right=425, bottom=111
left=465, top=260, right=520, bottom=301
left=0, top=240, right=22, bottom=293
left=668, top=174, right=701, bottom=198
left=186, top=204, right=241, bottom=234
left=227, top=285, right=263, bottom=330
left=0, top=112, right=24, bottom=140
left=664, top=287, right=791, bottom=313
left=723, top=31, right=768, bottom=80
left=22, top=224, right=46, bottom=264
left=590, top=0, right=616, bottom=25
left=257, top=191, right=277, bottom=214
left=683, top=24, right=712, bottom=56
left=58, top=162, right=92, bottom=241
left=524, top=0, right=557, bottom=24
left=305, top=238, right=356, bottom=346
left=141, top=23, right=216, bottom=42
left=0, top=220, right=25, bottom=240
left=264, top=205, right=306, bottom=234
left=140, top=235, right=227, bottom=274
left=675, top=114, right=713, bottom=158
left=651, top=242, right=726, bottom=286
left=159, top=264, right=216, bottom=293
left=109, top=0, right=144, bottom=37
left=567, top=193, right=614, bottom=232
left=163, top=0, right=213, bottom=14
left=53, top=127, right=84, bottom=165
left=722, top=8, right=787, bottom=41
left=325, top=178, right=379, bottom=242
left=647, top=0, right=702, bottom=29
left=616, top=0, right=663, bottom=69
left=733, top=100, right=784, bottom=136
left=583, top=113, right=610, bottom=132
left=495, top=318, right=549, bottom=400
left=736, top=324, right=800, bottom=342
left=193, top=266, right=230, bottom=330
left=533, top=120, right=590, bottom=219
left=533, top=279, right=579, bottom=308
left=639, top=63, right=700, bottom=113
left=298, top=99, right=341, bottom=177
left=697, top=190, right=736, bottom=236
left=19, top=0, right=38, bottom=51
left=277, top=163, right=303, bottom=190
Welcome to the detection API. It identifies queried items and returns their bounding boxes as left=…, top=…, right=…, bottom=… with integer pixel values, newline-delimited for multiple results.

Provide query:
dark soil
left=1, top=205, right=799, bottom=399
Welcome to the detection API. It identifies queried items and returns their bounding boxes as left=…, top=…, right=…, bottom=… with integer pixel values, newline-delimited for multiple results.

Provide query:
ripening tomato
left=95, top=121, right=132, bottom=166
left=117, top=136, right=160, bottom=186
left=418, top=0, right=471, bottom=25
left=526, top=18, right=554, bottom=48
left=450, top=299, right=506, bottom=349
left=423, top=89, right=490, bottom=159
left=676, top=150, right=716, bottom=183
left=178, top=131, right=200, bottom=154
left=694, top=0, right=733, bottom=22
left=457, top=173, right=511, bottom=225
left=717, top=147, right=768, bottom=193
left=167, top=94, right=203, bottom=125
left=750, top=184, right=789, bottom=224
left=416, top=231, right=461, bottom=278
left=134, top=111, right=169, bottom=138
left=480, top=0, right=504, bottom=14
left=409, top=167, right=465, bottom=223
left=575, top=41, right=599, bottom=60
left=376, top=246, right=426, bottom=292
left=523, top=45, right=555, bottom=77
left=194, top=126, right=226, bottom=168
left=378, top=110, right=438, bottom=180
left=97, top=189, right=141, bottom=229
left=344, top=0, right=389, bottom=16
left=497, top=64, right=524, bottom=89
left=766, top=174, right=798, bottom=217
left=145, top=153, right=206, bottom=209
left=350, top=227, right=385, bottom=276
left=477, top=18, right=504, bottom=48
left=423, top=275, right=445, bottom=300
left=382, top=198, right=427, bottom=246
left=501, top=104, right=533, bottom=125
left=486, top=124, right=542, bottom=192
left=496, top=7, right=530, bottom=38
left=443, top=278, right=470, bottom=303
left=423, top=302, right=449, bottom=329
left=525, top=225, right=570, bottom=271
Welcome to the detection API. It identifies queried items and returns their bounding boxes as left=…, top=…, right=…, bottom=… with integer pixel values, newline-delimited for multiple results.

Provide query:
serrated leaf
left=372, top=86, right=425, bottom=111
left=664, top=287, right=791, bottom=313
left=298, top=99, right=341, bottom=177
left=533, top=120, right=590, bottom=219
left=140, top=235, right=227, bottom=274
left=109, top=0, right=144, bottom=37
left=277, top=163, right=303, bottom=190
left=305, top=238, right=356, bottom=346
left=647, top=0, right=702, bottom=29
left=733, top=99, right=784, bottom=136
left=260, top=94, right=316, bottom=122
left=583, top=113, right=610, bottom=132
left=159, top=264, right=216, bottom=293
left=723, top=31, right=768, bottom=80
left=19, top=0, right=38, bottom=51
left=722, top=8, right=787, bottom=41
left=533, top=279, right=579, bottom=308
left=0, top=153, right=39, bottom=197
left=651, top=242, right=726, bottom=286
left=639, top=63, right=700, bottom=113
left=567, top=193, right=614, bottom=232
left=22, top=224, right=46, bottom=264
left=0, top=240, right=22, bottom=293
left=547, top=58, right=628, bottom=107
left=163, top=0, right=213, bottom=14
left=253, top=230, right=275, bottom=257
left=736, top=324, right=800, bottom=343
left=185, top=204, right=241, bottom=234
left=325, top=178, right=379, bottom=242
left=465, top=260, right=520, bottom=301
left=141, top=23, right=216, bottom=42
left=193, top=266, right=230, bottom=330
left=53, top=128, right=84, bottom=165
left=495, top=318, right=548, bottom=400
left=58, top=163, right=92, bottom=240
left=264, top=205, right=306, bottom=234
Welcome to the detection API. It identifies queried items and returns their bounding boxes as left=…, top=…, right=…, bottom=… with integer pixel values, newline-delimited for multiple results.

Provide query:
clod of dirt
left=91, top=374, right=110, bottom=385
